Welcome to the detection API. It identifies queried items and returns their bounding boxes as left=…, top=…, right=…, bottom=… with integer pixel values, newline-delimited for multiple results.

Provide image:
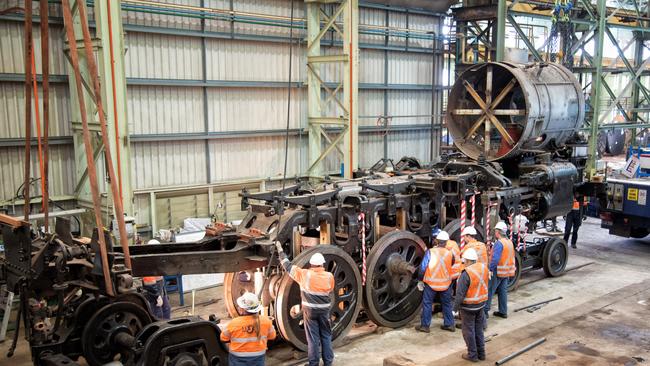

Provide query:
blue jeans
left=461, top=308, right=486, bottom=360
left=229, top=354, right=265, bottom=366
left=148, top=282, right=171, bottom=320
left=485, top=273, right=509, bottom=316
left=421, top=285, right=454, bottom=328
left=304, top=308, right=334, bottom=366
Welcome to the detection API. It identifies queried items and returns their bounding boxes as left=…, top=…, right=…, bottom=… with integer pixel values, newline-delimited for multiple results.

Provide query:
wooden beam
left=0, top=214, right=30, bottom=229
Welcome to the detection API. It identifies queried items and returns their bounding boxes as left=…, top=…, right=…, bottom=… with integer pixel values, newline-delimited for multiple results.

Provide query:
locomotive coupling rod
left=513, top=297, right=563, bottom=313
left=495, top=338, right=546, bottom=365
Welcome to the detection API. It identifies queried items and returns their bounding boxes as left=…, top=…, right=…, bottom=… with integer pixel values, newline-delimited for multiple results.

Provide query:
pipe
left=513, top=296, right=563, bottom=312
left=495, top=338, right=546, bottom=365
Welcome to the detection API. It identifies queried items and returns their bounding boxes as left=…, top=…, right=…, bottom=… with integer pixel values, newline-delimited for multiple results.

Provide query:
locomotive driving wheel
left=82, top=301, right=152, bottom=366
left=223, top=270, right=257, bottom=318
left=275, top=245, right=361, bottom=351
left=363, top=230, right=426, bottom=328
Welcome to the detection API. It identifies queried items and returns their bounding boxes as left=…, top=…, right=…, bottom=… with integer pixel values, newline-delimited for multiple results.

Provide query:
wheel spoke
left=463, top=80, right=488, bottom=111
left=487, top=113, right=515, bottom=146
left=489, top=78, right=517, bottom=110
left=465, top=115, right=487, bottom=140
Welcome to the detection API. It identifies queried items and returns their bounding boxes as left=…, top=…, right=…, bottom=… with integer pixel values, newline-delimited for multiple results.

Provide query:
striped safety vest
left=283, top=260, right=335, bottom=310
left=445, top=240, right=461, bottom=280
left=496, top=237, right=516, bottom=278
left=462, top=262, right=489, bottom=305
left=423, top=247, right=453, bottom=291
left=463, top=239, right=488, bottom=265
left=220, top=315, right=276, bottom=357
left=142, top=276, right=163, bottom=286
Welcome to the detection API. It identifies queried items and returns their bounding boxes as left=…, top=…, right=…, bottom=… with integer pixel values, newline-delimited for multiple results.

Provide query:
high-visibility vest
left=220, top=314, right=276, bottom=357
left=142, top=276, right=163, bottom=286
left=286, top=264, right=335, bottom=310
left=463, top=262, right=489, bottom=305
left=572, top=198, right=580, bottom=210
left=423, top=247, right=453, bottom=291
left=496, top=237, right=516, bottom=278
left=462, top=239, right=488, bottom=265
left=445, top=240, right=461, bottom=280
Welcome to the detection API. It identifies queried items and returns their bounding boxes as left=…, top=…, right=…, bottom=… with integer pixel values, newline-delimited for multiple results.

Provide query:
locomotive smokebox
left=447, top=62, right=585, bottom=161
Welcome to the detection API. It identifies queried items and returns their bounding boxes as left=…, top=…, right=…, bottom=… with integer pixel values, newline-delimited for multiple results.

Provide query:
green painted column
left=586, top=0, right=607, bottom=179
left=496, top=0, right=507, bottom=61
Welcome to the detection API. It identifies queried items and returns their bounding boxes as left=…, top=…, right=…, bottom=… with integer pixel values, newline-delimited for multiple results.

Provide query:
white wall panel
left=205, top=39, right=306, bottom=82
left=359, top=49, right=385, bottom=84
left=125, top=33, right=202, bottom=79
left=0, top=22, right=67, bottom=75
left=123, top=0, right=202, bottom=30
left=388, top=51, right=432, bottom=85
left=0, top=83, right=72, bottom=138
left=387, top=90, right=432, bottom=126
left=207, top=88, right=305, bottom=131
left=0, top=145, right=75, bottom=201
left=128, top=86, right=204, bottom=134
left=387, top=130, right=430, bottom=162
left=132, top=141, right=208, bottom=189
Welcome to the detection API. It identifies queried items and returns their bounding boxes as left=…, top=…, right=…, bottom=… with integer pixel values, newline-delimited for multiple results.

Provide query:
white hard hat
left=462, top=248, right=479, bottom=261
left=494, top=221, right=508, bottom=232
left=147, top=239, right=160, bottom=244
left=309, top=252, right=326, bottom=266
left=436, top=230, right=450, bottom=241
left=461, top=226, right=477, bottom=236
left=236, top=292, right=262, bottom=313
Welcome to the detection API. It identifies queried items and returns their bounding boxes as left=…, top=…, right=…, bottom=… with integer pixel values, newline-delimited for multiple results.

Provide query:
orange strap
left=30, top=47, right=46, bottom=214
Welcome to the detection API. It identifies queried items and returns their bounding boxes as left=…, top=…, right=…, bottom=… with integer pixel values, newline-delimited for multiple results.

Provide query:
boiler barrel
left=447, top=62, right=585, bottom=161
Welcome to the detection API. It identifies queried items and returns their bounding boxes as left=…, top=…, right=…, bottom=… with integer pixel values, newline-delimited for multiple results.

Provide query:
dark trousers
left=421, top=285, right=454, bottom=328
left=486, top=274, right=509, bottom=316
left=228, top=354, right=265, bottom=366
left=564, top=210, right=581, bottom=246
left=148, top=281, right=171, bottom=320
left=304, top=308, right=334, bottom=366
left=461, top=308, right=486, bottom=360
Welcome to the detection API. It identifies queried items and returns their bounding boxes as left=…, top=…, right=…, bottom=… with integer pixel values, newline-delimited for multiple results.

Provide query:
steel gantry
left=65, top=0, right=133, bottom=216
left=306, top=0, right=359, bottom=178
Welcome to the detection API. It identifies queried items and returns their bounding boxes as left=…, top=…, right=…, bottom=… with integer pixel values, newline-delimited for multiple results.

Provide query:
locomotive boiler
left=0, top=61, right=588, bottom=365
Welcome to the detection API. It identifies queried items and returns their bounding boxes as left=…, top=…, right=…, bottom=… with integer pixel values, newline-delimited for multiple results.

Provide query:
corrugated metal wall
left=0, top=1, right=443, bottom=232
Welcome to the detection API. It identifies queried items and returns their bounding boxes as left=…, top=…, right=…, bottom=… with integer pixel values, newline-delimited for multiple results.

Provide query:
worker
left=416, top=230, right=456, bottom=332
left=460, top=227, right=488, bottom=265
left=220, top=292, right=276, bottom=366
left=440, top=230, right=462, bottom=283
left=564, top=194, right=583, bottom=248
left=142, top=239, right=171, bottom=320
left=453, top=248, right=489, bottom=363
left=275, top=242, right=335, bottom=366
left=485, top=221, right=516, bottom=319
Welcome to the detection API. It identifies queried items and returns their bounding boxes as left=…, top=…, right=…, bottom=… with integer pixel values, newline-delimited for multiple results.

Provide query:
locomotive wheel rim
left=507, top=251, right=522, bottom=292
left=224, top=270, right=257, bottom=318
left=82, top=301, right=152, bottom=366
left=547, top=239, right=568, bottom=275
left=275, top=245, right=361, bottom=351
left=363, top=230, right=426, bottom=328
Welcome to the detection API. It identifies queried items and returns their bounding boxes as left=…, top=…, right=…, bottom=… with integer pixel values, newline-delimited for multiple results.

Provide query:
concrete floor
left=2, top=217, right=650, bottom=365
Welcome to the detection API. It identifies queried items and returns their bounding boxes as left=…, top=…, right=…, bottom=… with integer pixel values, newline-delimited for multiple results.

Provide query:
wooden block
left=0, top=214, right=29, bottom=229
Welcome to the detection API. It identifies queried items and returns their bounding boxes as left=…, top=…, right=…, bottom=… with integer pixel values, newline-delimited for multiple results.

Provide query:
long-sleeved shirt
left=418, top=246, right=455, bottom=281
left=453, top=271, right=486, bottom=312
left=489, top=240, right=503, bottom=273
left=279, top=251, right=334, bottom=312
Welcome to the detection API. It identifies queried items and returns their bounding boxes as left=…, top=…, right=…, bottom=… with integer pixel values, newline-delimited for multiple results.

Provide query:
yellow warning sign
left=628, top=188, right=638, bottom=201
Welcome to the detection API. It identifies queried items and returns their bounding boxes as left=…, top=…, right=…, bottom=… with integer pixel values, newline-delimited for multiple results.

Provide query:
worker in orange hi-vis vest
left=220, top=292, right=277, bottom=366
left=460, top=226, right=488, bottom=265
left=564, top=194, right=585, bottom=248
left=275, top=242, right=335, bottom=366
left=141, top=239, right=171, bottom=319
left=485, top=221, right=516, bottom=321
left=453, top=248, right=489, bottom=363
left=416, top=229, right=456, bottom=333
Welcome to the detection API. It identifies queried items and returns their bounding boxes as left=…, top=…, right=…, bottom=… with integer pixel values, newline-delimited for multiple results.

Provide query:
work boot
left=440, top=325, right=455, bottom=332
left=571, top=244, right=577, bottom=249
left=478, top=354, right=486, bottom=361
left=493, top=311, right=508, bottom=319
left=415, top=325, right=430, bottom=333
left=461, top=353, right=479, bottom=363
left=455, top=322, right=463, bottom=329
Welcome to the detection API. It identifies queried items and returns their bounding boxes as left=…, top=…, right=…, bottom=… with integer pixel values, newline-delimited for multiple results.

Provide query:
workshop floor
left=2, top=217, right=649, bottom=365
